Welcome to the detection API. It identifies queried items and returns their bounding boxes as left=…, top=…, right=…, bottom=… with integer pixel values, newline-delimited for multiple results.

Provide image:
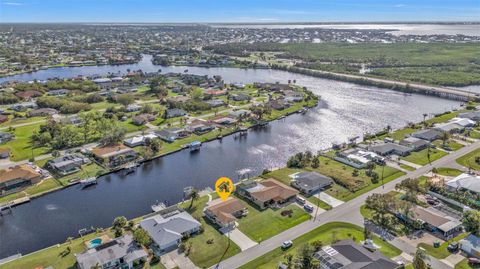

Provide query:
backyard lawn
left=401, top=147, right=448, bottom=166
left=237, top=202, right=311, bottom=242
left=238, top=222, right=402, bottom=269
left=418, top=233, right=469, bottom=259
left=180, top=196, right=240, bottom=268
left=457, top=148, right=480, bottom=171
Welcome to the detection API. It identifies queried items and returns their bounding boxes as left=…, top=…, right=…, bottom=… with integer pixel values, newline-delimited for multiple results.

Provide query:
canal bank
left=0, top=59, right=462, bottom=259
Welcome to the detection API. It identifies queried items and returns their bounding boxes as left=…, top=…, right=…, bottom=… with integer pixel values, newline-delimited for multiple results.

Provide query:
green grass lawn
left=238, top=222, right=402, bottom=269
left=1, top=230, right=114, bottom=269
left=433, top=140, right=465, bottom=151
left=457, top=148, right=480, bottom=171
left=434, top=167, right=464, bottom=177
left=418, top=233, right=469, bottom=259
left=402, top=147, right=448, bottom=166
left=237, top=202, right=310, bottom=242
left=400, top=164, right=416, bottom=171
left=180, top=196, right=241, bottom=268
left=4, top=122, right=50, bottom=161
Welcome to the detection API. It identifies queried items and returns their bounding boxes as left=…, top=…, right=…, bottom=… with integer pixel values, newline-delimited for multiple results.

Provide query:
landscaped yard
left=180, top=195, right=241, bottom=268
left=237, top=201, right=311, bottom=242
left=418, top=233, right=469, bottom=259
left=433, top=140, right=465, bottom=151
left=457, top=148, right=480, bottom=170
left=2, top=230, right=114, bottom=269
left=238, top=222, right=402, bottom=269
left=401, top=147, right=448, bottom=166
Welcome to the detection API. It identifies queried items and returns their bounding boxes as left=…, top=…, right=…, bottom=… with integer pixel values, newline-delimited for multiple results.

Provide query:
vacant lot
left=457, top=148, right=480, bottom=171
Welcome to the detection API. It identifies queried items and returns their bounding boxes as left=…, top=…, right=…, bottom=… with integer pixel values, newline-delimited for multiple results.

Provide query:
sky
left=0, top=0, right=479, bottom=23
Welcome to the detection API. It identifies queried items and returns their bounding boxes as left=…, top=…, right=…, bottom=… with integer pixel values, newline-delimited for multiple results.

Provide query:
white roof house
left=446, top=173, right=480, bottom=195
left=124, top=133, right=158, bottom=147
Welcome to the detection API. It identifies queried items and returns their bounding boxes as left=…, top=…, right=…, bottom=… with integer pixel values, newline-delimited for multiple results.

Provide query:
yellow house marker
left=215, top=177, right=234, bottom=201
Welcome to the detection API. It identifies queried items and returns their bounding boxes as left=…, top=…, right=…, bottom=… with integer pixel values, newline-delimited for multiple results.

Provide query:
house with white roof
left=446, top=173, right=480, bottom=196
left=123, top=133, right=158, bottom=147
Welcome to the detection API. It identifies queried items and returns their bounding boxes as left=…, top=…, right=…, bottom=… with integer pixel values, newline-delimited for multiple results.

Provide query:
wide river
left=0, top=56, right=461, bottom=259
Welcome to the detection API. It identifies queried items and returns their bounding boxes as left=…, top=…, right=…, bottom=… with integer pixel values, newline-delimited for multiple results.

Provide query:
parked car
left=296, top=196, right=306, bottom=205
left=447, top=242, right=459, bottom=252
left=304, top=204, right=314, bottom=212
left=468, top=258, right=480, bottom=265
left=281, top=240, right=293, bottom=250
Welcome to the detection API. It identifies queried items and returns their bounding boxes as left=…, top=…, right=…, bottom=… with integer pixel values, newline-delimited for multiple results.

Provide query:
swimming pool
left=88, top=238, right=102, bottom=248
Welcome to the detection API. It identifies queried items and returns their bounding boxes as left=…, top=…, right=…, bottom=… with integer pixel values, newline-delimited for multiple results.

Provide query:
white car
left=296, top=196, right=306, bottom=205
left=304, top=204, right=314, bottom=212
left=281, top=240, right=293, bottom=249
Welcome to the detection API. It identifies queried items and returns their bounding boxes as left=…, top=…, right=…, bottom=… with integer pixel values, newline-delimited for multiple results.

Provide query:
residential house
left=204, top=198, right=248, bottom=229
left=211, top=116, right=237, bottom=126
left=0, top=132, right=15, bottom=144
left=283, top=90, right=304, bottom=102
left=167, top=95, right=190, bottom=104
left=268, top=99, right=290, bottom=110
left=15, top=90, right=42, bottom=100
left=402, top=206, right=462, bottom=238
left=0, top=148, right=10, bottom=159
left=47, top=154, right=90, bottom=175
left=27, top=108, right=59, bottom=117
left=236, top=179, right=299, bottom=209
left=124, top=133, right=158, bottom=147
left=229, top=109, right=250, bottom=119
left=229, top=93, right=251, bottom=102
left=334, top=148, right=383, bottom=169
left=205, top=99, right=225, bottom=107
left=206, top=89, right=227, bottom=96
left=369, top=142, right=412, bottom=156
left=0, top=115, right=8, bottom=124
left=0, top=164, right=43, bottom=194
left=459, top=111, right=480, bottom=122
left=132, top=113, right=156, bottom=126
left=460, top=234, right=480, bottom=258
left=90, top=144, right=138, bottom=168
left=399, top=136, right=429, bottom=151
left=155, top=127, right=190, bottom=142
left=76, top=234, right=148, bottom=269
left=412, top=129, right=443, bottom=141
left=125, top=104, right=142, bottom=112
left=140, top=207, right=201, bottom=254
left=291, top=171, right=333, bottom=195
left=165, top=108, right=187, bottom=118
left=11, top=101, right=38, bottom=112
left=48, top=89, right=70, bottom=96
left=186, top=119, right=215, bottom=134
left=446, top=173, right=480, bottom=196
left=314, top=239, right=400, bottom=269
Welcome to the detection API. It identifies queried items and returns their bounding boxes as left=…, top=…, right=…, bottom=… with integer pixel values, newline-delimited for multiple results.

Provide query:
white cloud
left=257, top=18, right=279, bottom=21
left=394, top=4, right=406, bottom=8
left=2, top=2, right=23, bottom=6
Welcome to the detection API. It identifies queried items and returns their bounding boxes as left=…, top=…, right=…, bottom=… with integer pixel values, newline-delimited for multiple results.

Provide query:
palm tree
left=441, top=131, right=450, bottom=147
left=188, top=188, right=199, bottom=210
left=422, top=113, right=428, bottom=125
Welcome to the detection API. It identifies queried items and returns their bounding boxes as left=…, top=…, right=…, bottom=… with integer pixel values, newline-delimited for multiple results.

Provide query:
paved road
left=211, top=141, right=480, bottom=269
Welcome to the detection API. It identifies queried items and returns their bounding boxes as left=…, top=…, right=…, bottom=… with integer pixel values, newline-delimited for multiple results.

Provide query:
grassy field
left=400, top=164, right=416, bottom=171
left=237, top=202, right=310, bottom=242
left=401, top=147, right=448, bottom=166
left=456, top=148, right=480, bottom=171
left=434, top=167, right=464, bottom=177
left=180, top=196, right=241, bottom=268
left=433, top=140, right=465, bottom=151
left=4, top=122, right=50, bottom=161
left=455, top=259, right=480, bottom=269
left=238, top=222, right=402, bottom=269
left=418, top=233, right=469, bottom=259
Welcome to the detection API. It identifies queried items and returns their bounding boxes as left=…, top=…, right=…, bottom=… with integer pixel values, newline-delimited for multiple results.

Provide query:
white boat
left=123, top=163, right=137, bottom=175
left=151, top=201, right=166, bottom=212
left=80, top=177, right=97, bottom=187
left=189, top=141, right=201, bottom=152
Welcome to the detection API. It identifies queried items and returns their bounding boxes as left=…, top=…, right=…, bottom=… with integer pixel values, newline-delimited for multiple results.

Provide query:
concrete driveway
left=162, top=250, right=199, bottom=269
left=223, top=227, right=258, bottom=251
left=318, top=192, right=344, bottom=207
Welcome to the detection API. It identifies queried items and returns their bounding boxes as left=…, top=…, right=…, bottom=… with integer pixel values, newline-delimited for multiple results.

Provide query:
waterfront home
left=140, top=207, right=201, bottom=254
left=399, top=136, right=429, bottom=151
left=47, top=89, right=70, bottom=96
left=434, top=118, right=475, bottom=134
left=27, top=108, right=59, bottom=117
left=76, top=234, right=148, bottom=269
left=236, top=179, right=299, bottom=209
left=400, top=206, right=462, bottom=239
left=229, top=109, right=250, bottom=119
left=283, top=91, right=304, bottom=102
left=0, top=164, right=43, bottom=195
left=268, top=99, right=290, bottom=110
left=212, top=116, right=237, bottom=126
left=459, top=111, right=480, bottom=122
left=125, top=104, right=142, bottom=112
left=369, top=142, right=412, bottom=156
left=155, top=127, right=190, bottom=142
left=165, top=108, right=187, bottom=118
left=47, top=154, right=90, bottom=175
left=132, top=113, right=156, bottom=125
left=90, top=144, right=138, bottom=168
left=290, top=171, right=333, bottom=195
left=313, top=239, right=400, bottom=269
left=446, top=173, right=480, bottom=196
left=204, top=198, right=248, bottom=229
left=0, top=132, right=15, bottom=144
left=412, top=129, right=443, bottom=141
left=124, top=133, right=158, bottom=147
left=186, top=119, right=215, bottom=134
left=460, top=234, right=480, bottom=258
left=334, top=148, right=384, bottom=169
